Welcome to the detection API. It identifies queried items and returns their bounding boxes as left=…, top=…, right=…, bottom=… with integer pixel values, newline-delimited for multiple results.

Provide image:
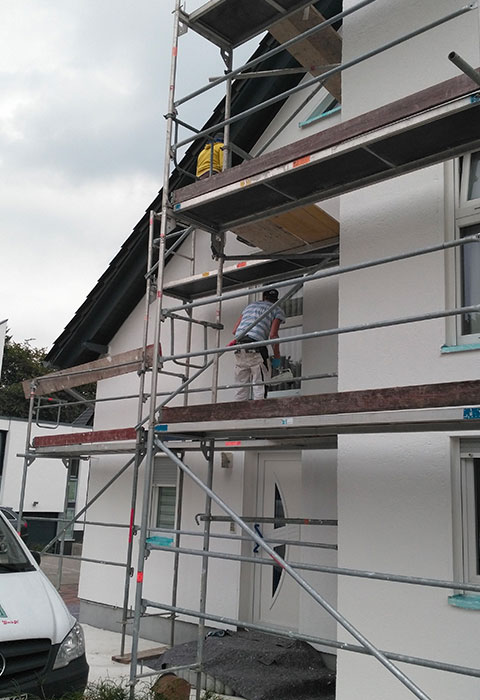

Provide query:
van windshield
left=0, top=517, right=34, bottom=573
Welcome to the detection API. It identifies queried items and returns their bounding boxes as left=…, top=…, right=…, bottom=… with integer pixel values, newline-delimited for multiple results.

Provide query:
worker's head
left=262, top=289, right=279, bottom=303
left=213, top=132, right=224, bottom=142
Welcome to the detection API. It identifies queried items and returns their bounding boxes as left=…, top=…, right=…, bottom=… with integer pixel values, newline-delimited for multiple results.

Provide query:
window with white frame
left=454, top=151, right=480, bottom=344
left=455, top=441, right=480, bottom=586
left=151, top=457, right=177, bottom=531
left=269, top=287, right=303, bottom=396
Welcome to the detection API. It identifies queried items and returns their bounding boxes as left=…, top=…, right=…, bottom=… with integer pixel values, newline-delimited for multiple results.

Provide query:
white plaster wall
left=299, top=449, right=338, bottom=648
left=77, top=36, right=347, bottom=638
left=0, top=417, right=89, bottom=515
left=336, top=2, right=480, bottom=698
left=79, top=220, right=340, bottom=637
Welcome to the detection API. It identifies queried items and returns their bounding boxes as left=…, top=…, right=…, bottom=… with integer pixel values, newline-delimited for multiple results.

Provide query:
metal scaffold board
left=31, top=378, right=480, bottom=451
left=27, top=435, right=338, bottom=459
left=172, top=72, right=480, bottom=235
left=181, top=0, right=318, bottom=49
left=163, top=250, right=337, bottom=300
left=155, top=406, right=480, bottom=440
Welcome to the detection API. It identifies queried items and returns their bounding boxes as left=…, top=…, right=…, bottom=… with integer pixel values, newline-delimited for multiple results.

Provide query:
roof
left=46, top=1, right=342, bottom=370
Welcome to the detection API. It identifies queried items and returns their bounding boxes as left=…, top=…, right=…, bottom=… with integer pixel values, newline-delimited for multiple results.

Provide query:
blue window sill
left=448, top=594, right=480, bottom=610
left=299, top=105, right=341, bottom=128
left=441, top=343, right=480, bottom=354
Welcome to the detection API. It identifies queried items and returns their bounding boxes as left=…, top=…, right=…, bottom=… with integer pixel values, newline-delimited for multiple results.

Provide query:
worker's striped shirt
left=235, top=301, right=285, bottom=342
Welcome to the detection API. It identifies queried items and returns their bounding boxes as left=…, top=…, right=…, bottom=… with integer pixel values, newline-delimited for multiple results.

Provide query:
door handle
left=253, top=523, right=263, bottom=552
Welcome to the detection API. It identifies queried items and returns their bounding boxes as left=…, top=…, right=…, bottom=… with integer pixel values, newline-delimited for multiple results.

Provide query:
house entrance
left=252, top=452, right=301, bottom=630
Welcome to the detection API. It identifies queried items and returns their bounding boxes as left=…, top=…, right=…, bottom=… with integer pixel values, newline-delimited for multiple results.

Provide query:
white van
left=0, top=511, right=89, bottom=698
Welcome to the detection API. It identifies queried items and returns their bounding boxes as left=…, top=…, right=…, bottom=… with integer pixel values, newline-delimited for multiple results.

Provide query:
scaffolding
left=17, top=2, right=480, bottom=699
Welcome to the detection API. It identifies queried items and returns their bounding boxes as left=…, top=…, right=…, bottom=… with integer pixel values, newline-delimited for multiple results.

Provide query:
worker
left=196, top=132, right=224, bottom=179
left=231, top=289, right=285, bottom=401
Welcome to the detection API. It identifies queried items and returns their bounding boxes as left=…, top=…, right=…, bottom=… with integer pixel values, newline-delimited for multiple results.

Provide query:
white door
left=252, top=452, right=302, bottom=630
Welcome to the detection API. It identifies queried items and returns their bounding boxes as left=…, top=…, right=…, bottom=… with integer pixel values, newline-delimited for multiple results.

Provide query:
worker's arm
left=269, top=318, right=282, bottom=358
left=232, top=315, right=243, bottom=335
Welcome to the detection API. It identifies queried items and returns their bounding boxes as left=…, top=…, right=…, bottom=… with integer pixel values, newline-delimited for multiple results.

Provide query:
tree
left=0, top=332, right=95, bottom=422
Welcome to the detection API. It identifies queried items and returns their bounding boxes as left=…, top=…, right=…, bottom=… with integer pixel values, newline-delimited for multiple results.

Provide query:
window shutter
left=152, top=457, right=177, bottom=486
left=460, top=439, right=480, bottom=457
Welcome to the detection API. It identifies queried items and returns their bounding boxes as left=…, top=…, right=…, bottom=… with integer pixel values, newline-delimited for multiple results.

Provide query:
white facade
left=0, top=417, right=89, bottom=537
left=76, top=2, right=480, bottom=698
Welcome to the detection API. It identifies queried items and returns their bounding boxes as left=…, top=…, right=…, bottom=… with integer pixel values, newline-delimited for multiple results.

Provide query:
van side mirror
left=30, top=550, right=41, bottom=565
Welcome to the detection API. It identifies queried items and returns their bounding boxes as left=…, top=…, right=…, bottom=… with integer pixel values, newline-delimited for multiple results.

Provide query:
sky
left=0, top=1, right=251, bottom=351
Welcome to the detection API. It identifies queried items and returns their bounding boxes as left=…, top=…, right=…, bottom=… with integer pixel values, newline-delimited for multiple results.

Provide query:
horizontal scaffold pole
left=147, top=541, right=480, bottom=594
left=142, top=599, right=480, bottom=680
left=165, top=233, right=480, bottom=316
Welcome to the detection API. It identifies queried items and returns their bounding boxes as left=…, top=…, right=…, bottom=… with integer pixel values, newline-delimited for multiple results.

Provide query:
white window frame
left=150, top=457, right=178, bottom=531
left=446, top=153, right=480, bottom=346
left=266, top=287, right=303, bottom=398
left=453, top=440, right=480, bottom=587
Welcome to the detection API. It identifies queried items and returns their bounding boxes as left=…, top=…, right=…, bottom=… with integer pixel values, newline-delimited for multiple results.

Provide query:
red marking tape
left=128, top=508, right=134, bottom=543
left=236, top=261, right=247, bottom=268
left=293, top=155, right=311, bottom=168
left=225, top=441, right=241, bottom=446
left=137, top=572, right=144, bottom=583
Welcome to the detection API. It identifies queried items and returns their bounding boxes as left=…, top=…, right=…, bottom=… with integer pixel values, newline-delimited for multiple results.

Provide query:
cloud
left=0, top=0, right=252, bottom=349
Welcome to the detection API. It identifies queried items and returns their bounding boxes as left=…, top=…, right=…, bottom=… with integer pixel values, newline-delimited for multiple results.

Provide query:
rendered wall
left=0, top=417, right=89, bottom=522
left=336, top=1, right=480, bottom=698
left=78, top=215, right=340, bottom=641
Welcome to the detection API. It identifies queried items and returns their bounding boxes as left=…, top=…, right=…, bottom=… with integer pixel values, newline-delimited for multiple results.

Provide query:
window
left=154, top=486, right=176, bottom=530
left=454, top=151, right=480, bottom=344
left=269, top=288, right=303, bottom=396
left=454, top=441, right=480, bottom=589
left=62, top=458, right=80, bottom=541
left=299, top=93, right=340, bottom=128
left=151, top=457, right=177, bottom=531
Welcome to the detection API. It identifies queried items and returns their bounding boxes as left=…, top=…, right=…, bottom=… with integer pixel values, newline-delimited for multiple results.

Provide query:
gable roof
left=46, top=1, right=341, bottom=370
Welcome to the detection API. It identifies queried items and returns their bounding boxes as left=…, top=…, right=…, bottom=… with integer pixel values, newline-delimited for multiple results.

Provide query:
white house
left=39, top=1, right=480, bottom=698
left=0, top=416, right=89, bottom=549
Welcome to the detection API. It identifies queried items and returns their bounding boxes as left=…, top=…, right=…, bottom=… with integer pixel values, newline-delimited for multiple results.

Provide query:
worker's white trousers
left=234, top=350, right=269, bottom=401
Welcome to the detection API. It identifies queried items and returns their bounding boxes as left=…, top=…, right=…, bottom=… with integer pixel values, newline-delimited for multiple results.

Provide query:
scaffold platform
left=30, top=379, right=480, bottom=455
left=172, top=71, right=480, bottom=237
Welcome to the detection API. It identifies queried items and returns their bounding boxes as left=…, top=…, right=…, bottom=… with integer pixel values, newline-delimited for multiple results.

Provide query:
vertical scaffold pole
left=17, top=381, right=37, bottom=534
left=195, top=440, right=215, bottom=699
left=210, top=47, right=232, bottom=401
left=210, top=238, right=225, bottom=403
left=129, top=1, right=182, bottom=695
left=56, top=458, right=72, bottom=589
left=170, top=466, right=184, bottom=648
left=119, top=209, right=156, bottom=656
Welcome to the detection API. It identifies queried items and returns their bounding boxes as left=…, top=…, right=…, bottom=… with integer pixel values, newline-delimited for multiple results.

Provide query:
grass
left=47, top=679, right=225, bottom=700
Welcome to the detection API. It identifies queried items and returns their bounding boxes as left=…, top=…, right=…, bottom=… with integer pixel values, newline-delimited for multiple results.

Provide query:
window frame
left=266, top=287, right=304, bottom=398
left=447, top=152, right=480, bottom=346
left=152, top=485, right=177, bottom=531
left=150, top=456, right=178, bottom=532
left=454, top=441, right=480, bottom=587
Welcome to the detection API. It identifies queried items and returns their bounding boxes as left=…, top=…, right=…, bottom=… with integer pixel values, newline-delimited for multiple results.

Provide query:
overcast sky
left=0, top=1, right=251, bottom=351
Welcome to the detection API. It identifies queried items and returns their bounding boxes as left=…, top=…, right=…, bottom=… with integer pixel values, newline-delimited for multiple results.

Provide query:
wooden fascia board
left=160, top=380, right=480, bottom=423
left=23, top=344, right=159, bottom=398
